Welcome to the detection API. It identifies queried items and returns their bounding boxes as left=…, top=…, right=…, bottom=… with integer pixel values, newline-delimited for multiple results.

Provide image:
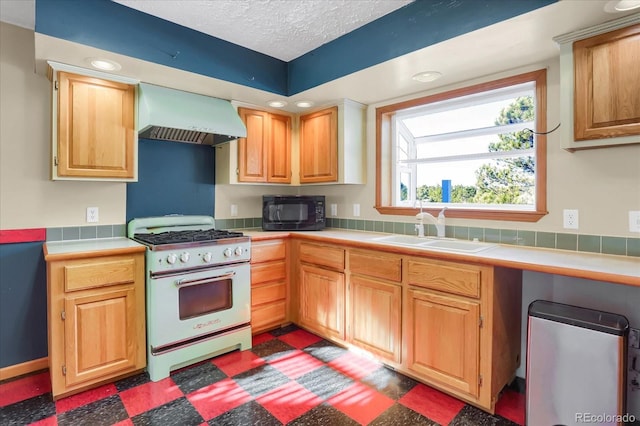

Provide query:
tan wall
left=216, top=60, right=640, bottom=237
left=3, top=20, right=639, bottom=237
left=0, top=23, right=126, bottom=229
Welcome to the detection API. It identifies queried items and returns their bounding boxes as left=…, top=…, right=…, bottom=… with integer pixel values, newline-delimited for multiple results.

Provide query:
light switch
left=330, top=204, right=338, bottom=217
left=353, top=204, right=360, bottom=217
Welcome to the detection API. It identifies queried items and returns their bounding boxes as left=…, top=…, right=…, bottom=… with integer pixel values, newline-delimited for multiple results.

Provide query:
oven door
left=147, top=262, right=250, bottom=350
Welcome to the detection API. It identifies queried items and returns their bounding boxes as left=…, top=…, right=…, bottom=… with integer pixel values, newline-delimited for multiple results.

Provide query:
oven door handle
left=176, top=272, right=236, bottom=288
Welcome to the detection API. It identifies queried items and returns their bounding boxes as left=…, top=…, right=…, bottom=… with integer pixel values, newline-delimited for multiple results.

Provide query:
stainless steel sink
left=418, top=239, right=495, bottom=253
left=371, top=235, right=427, bottom=245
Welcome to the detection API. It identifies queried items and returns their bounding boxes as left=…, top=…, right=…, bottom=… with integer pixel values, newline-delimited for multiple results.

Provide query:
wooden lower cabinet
left=298, top=264, right=346, bottom=340
left=348, top=248, right=402, bottom=363
left=404, top=256, right=522, bottom=413
left=46, top=251, right=146, bottom=399
left=250, top=239, right=289, bottom=334
left=406, top=288, right=480, bottom=398
left=349, top=276, right=402, bottom=363
left=291, top=238, right=522, bottom=414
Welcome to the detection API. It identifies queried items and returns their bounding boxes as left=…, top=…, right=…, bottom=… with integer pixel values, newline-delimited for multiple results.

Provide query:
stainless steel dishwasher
left=526, top=300, right=629, bottom=426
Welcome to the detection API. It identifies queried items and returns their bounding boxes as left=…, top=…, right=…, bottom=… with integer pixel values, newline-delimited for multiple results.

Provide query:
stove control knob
left=234, top=247, right=244, bottom=256
left=202, top=252, right=213, bottom=263
left=180, top=252, right=190, bottom=263
left=223, top=248, right=233, bottom=258
left=166, top=253, right=177, bottom=265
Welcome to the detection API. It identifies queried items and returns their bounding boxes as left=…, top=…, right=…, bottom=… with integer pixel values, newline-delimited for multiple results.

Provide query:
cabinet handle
left=176, top=272, right=235, bottom=288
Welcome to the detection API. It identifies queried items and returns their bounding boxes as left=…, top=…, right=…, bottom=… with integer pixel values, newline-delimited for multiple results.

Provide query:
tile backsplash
left=45, top=219, right=639, bottom=257
left=217, top=217, right=640, bottom=257
left=46, top=224, right=127, bottom=242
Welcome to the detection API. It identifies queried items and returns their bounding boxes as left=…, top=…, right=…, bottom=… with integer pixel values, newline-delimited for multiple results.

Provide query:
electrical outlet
left=330, top=204, right=338, bottom=217
left=353, top=204, right=360, bottom=217
left=563, top=209, right=579, bottom=229
left=230, top=204, right=238, bottom=217
left=629, top=211, right=640, bottom=233
left=86, top=207, right=99, bottom=223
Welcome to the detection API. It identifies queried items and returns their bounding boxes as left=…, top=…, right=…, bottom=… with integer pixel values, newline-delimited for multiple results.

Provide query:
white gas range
left=127, top=215, right=252, bottom=381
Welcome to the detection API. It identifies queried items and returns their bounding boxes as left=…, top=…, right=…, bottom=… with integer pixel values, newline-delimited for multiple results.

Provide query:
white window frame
left=375, top=69, right=548, bottom=222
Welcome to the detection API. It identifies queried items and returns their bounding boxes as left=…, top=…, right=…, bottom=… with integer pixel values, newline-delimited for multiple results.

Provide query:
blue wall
left=35, top=0, right=556, bottom=96
left=126, top=138, right=216, bottom=222
left=0, top=242, right=47, bottom=368
left=0, top=141, right=216, bottom=370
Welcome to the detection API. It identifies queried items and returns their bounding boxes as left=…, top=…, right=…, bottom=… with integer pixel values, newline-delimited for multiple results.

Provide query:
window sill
left=374, top=206, right=548, bottom=222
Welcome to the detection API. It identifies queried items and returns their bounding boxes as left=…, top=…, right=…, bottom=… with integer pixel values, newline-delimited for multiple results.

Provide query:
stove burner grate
left=134, top=229, right=244, bottom=246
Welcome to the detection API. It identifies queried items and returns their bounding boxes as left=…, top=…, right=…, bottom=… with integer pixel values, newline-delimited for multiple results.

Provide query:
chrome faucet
left=415, top=202, right=447, bottom=238
left=415, top=201, right=426, bottom=237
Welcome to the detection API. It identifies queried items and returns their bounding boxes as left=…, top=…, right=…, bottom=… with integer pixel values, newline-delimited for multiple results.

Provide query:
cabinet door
left=268, top=113, right=291, bottom=183
left=238, top=108, right=269, bottom=182
left=349, top=275, right=401, bottom=363
left=299, top=264, right=345, bottom=340
left=64, top=287, right=139, bottom=387
left=299, top=107, right=338, bottom=183
left=406, top=288, right=480, bottom=398
left=56, top=71, right=135, bottom=179
left=574, top=24, right=640, bottom=141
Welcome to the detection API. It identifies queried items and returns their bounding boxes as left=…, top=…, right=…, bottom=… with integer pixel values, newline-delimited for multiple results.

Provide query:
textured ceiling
left=111, top=0, right=414, bottom=61
left=0, top=0, right=414, bottom=62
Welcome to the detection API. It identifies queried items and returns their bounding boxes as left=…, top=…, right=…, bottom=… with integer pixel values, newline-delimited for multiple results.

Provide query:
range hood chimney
left=138, top=83, right=247, bottom=145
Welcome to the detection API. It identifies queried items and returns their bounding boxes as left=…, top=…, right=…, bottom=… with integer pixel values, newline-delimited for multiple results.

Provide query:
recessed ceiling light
left=412, top=71, right=443, bottom=83
left=86, top=57, right=121, bottom=71
left=267, top=100, right=287, bottom=108
left=295, top=101, right=314, bottom=108
left=604, top=0, right=640, bottom=12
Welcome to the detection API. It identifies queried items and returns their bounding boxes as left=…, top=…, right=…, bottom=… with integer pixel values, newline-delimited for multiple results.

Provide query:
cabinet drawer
left=65, top=258, right=136, bottom=292
left=299, top=242, right=345, bottom=270
left=407, top=258, right=480, bottom=298
left=251, top=240, right=286, bottom=263
left=251, top=260, right=286, bottom=285
left=252, top=301, right=287, bottom=328
left=349, top=249, right=402, bottom=282
left=252, top=282, right=286, bottom=306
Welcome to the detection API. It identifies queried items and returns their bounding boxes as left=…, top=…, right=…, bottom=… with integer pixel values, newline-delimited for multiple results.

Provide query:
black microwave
left=262, top=195, right=325, bottom=231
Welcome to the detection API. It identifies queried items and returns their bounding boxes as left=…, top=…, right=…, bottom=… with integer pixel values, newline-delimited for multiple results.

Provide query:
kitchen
left=1, top=0, right=639, bottom=424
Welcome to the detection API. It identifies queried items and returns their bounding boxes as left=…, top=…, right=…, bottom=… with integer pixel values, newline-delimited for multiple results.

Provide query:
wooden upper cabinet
left=268, top=113, right=292, bottom=183
left=555, top=19, right=640, bottom=150
left=217, top=100, right=363, bottom=185
left=573, top=24, right=640, bottom=141
left=237, top=107, right=291, bottom=183
left=54, top=70, right=136, bottom=180
left=238, top=108, right=268, bottom=182
left=299, top=107, right=338, bottom=183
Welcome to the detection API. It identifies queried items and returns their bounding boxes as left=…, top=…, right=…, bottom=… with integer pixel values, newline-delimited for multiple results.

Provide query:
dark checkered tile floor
left=0, top=325, right=525, bottom=425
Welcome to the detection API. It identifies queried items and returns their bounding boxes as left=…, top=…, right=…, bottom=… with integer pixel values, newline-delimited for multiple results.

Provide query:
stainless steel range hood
left=138, top=83, right=247, bottom=145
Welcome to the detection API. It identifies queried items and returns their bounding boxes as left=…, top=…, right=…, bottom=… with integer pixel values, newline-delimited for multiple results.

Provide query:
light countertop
left=244, top=229, right=640, bottom=287
left=43, top=237, right=146, bottom=261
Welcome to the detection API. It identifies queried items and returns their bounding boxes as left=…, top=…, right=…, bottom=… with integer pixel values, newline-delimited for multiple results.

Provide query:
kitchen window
left=375, top=69, right=548, bottom=222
